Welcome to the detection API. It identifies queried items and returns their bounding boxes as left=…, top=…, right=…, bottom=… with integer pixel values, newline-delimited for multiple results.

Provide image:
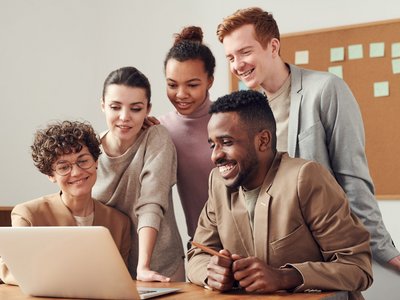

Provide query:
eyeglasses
left=53, top=154, right=95, bottom=176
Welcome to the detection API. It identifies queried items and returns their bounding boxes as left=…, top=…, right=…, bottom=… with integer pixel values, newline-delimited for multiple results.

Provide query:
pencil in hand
left=191, top=241, right=231, bottom=259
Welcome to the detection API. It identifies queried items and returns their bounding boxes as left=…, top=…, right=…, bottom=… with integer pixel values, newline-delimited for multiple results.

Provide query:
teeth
left=70, top=178, right=86, bottom=184
left=219, top=164, right=234, bottom=173
left=240, top=69, right=253, bottom=77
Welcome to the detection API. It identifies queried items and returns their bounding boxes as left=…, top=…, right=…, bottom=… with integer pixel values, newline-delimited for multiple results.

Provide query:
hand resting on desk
left=206, top=250, right=303, bottom=293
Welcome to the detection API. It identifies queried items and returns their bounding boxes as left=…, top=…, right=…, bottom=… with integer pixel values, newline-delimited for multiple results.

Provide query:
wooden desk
left=0, top=282, right=348, bottom=299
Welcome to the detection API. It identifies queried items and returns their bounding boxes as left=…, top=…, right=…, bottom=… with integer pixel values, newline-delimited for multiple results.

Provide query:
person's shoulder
left=278, top=153, right=325, bottom=178
left=12, top=193, right=59, bottom=214
left=94, top=201, right=130, bottom=223
left=291, top=64, right=343, bottom=86
left=146, top=124, right=170, bottom=136
left=144, top=125, right=174, bottom=147
left=280, top=152, right=309, bottom=167
left=158, top=111, right=176, bottom=125
left=281, top=153, right=332, bottom=180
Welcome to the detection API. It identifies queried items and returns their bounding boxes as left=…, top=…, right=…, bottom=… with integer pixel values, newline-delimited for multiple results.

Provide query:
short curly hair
left=31, top=120, right=101, bottom=176
left=209, top=90, right=277, bottom=151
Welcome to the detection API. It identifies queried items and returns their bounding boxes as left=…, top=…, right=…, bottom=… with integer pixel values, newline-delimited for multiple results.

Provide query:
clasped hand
left=206, top=249, right=302, bottom=293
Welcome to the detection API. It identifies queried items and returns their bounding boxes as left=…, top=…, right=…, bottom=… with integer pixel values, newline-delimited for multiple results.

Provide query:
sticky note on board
left=392, top=42, right=400, bottom=58
left=392, top=58, right=400, bottom=74
left=328, top=66, right=343, bottom=78
left=238, top=80, right=249, bottom=91
left=370, top=42, right=385, bottom=58
left=330, top=47, right=345, bottom=62
left=348, top=44, right=363, bottom=60
left=374, top=81, right=389, bottom=97
left=295, top=50, right=309, bottom=65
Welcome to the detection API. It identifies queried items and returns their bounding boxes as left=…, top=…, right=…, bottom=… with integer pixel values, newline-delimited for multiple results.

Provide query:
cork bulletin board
left=230, top=19, right=400, bottom=199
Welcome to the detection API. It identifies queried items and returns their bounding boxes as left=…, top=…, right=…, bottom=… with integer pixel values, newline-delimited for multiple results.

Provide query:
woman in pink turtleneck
left=159, top=26, right=216, bottom=244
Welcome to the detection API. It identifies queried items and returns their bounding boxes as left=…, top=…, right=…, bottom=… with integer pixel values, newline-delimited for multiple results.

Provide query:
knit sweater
left=92, top=125, right=184, bottom=278
left=159, top=96, right=214, bottom=239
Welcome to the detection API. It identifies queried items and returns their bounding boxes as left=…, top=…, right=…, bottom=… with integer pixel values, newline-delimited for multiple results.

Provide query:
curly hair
left=209, top=90, right=277, bottom=151
left=216, top=7, right=279, bottom=49
left=164, top=26, right=216, bottom=78
left=31, top=120, right=101, bottom=176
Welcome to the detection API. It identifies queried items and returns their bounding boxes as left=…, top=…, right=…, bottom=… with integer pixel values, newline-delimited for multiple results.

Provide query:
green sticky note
left=295, top=50, right=309, bottom=65
left=370, top=42, right=385, bottom=58
left=328, top=66, right=343, bottom=79
left=330, top=47, right=345, bottom=62
left=392, top=58, right=400, bottom=74
left=374, top=81, right=389, bottom=97
left=348, top=44, right=363, bottom=60
left=238, top=80, right=249, bottom=91
left=392, top=42, right=400, bottom=58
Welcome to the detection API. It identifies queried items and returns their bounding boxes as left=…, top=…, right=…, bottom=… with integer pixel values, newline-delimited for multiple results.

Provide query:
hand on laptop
left=136, top=267, right=171, bottom=282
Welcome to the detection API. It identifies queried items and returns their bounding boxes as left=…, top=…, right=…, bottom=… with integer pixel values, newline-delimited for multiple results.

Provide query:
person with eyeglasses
left=0, top=120, right=131, bottom=285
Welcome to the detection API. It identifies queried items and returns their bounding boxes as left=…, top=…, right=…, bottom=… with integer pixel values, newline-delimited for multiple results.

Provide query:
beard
left=225, top=148, right=259, bottom=190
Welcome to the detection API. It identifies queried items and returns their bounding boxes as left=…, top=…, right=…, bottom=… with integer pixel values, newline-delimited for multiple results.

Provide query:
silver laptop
left=0, top=226, right=180, bottom=299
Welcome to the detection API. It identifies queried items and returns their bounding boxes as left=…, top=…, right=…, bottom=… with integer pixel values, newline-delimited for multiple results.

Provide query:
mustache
left=215, top=158, right=230, bottom=165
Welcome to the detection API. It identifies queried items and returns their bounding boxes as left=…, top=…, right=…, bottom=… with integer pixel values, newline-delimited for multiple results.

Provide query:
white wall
left=0, top=0, right=399, bottom=298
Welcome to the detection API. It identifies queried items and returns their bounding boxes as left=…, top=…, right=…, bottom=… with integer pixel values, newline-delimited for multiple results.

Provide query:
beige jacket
left=188, top=153, right=372, bottom=299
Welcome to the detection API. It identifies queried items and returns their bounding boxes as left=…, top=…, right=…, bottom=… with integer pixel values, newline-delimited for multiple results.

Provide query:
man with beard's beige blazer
left=188, top=152, right=372, bottom=299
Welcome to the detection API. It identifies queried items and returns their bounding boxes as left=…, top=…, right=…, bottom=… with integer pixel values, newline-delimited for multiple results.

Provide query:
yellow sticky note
left=328, top=66, right=343, bottom=79
left=330, top=47, right=345, bottom=62
left=370, top=42, right=385, bottom=58
left=295, top=50, right=309, bottom=65
left=392, top=42, right=400, bottom=58
left=374, top=81, right=389, bottom=97
left=348, top=44, right=363, bottom=60
left=392, top=58, right=400, bottom=74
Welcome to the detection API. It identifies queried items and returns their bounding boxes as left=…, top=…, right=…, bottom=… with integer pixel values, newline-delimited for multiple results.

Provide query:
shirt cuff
left=137, top=212, right=161, bottom=232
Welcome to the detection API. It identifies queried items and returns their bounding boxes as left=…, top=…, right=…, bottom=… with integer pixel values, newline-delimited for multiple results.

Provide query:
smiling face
left=165, top=58, right=213, bottom=115
left=102, top=84, right=150, bottom=146
left=208, top=111, right=263, bottom=190
left=48, top=146, right=97, bottom=200
left=223, top=24, right=276, bottom=90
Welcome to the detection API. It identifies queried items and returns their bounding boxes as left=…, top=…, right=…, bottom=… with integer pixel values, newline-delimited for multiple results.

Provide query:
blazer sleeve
left=288, top=161, right=373, bottom=292
left=187, top=170, right=222, bottom=286
left=320, top=76, right=398, bottom=263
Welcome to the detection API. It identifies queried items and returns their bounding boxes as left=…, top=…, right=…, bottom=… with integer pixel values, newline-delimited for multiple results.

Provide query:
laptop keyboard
left=138, top=290, right=157, bottom=295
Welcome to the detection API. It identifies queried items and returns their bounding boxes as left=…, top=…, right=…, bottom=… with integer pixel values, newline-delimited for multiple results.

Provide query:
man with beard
left=187, top=90, right=372, bottom=299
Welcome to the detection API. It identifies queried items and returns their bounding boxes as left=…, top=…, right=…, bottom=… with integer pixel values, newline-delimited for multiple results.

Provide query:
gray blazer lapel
left=288, top=64, right=303, bottom=157
left=230, top=190, right=254, bottom=256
